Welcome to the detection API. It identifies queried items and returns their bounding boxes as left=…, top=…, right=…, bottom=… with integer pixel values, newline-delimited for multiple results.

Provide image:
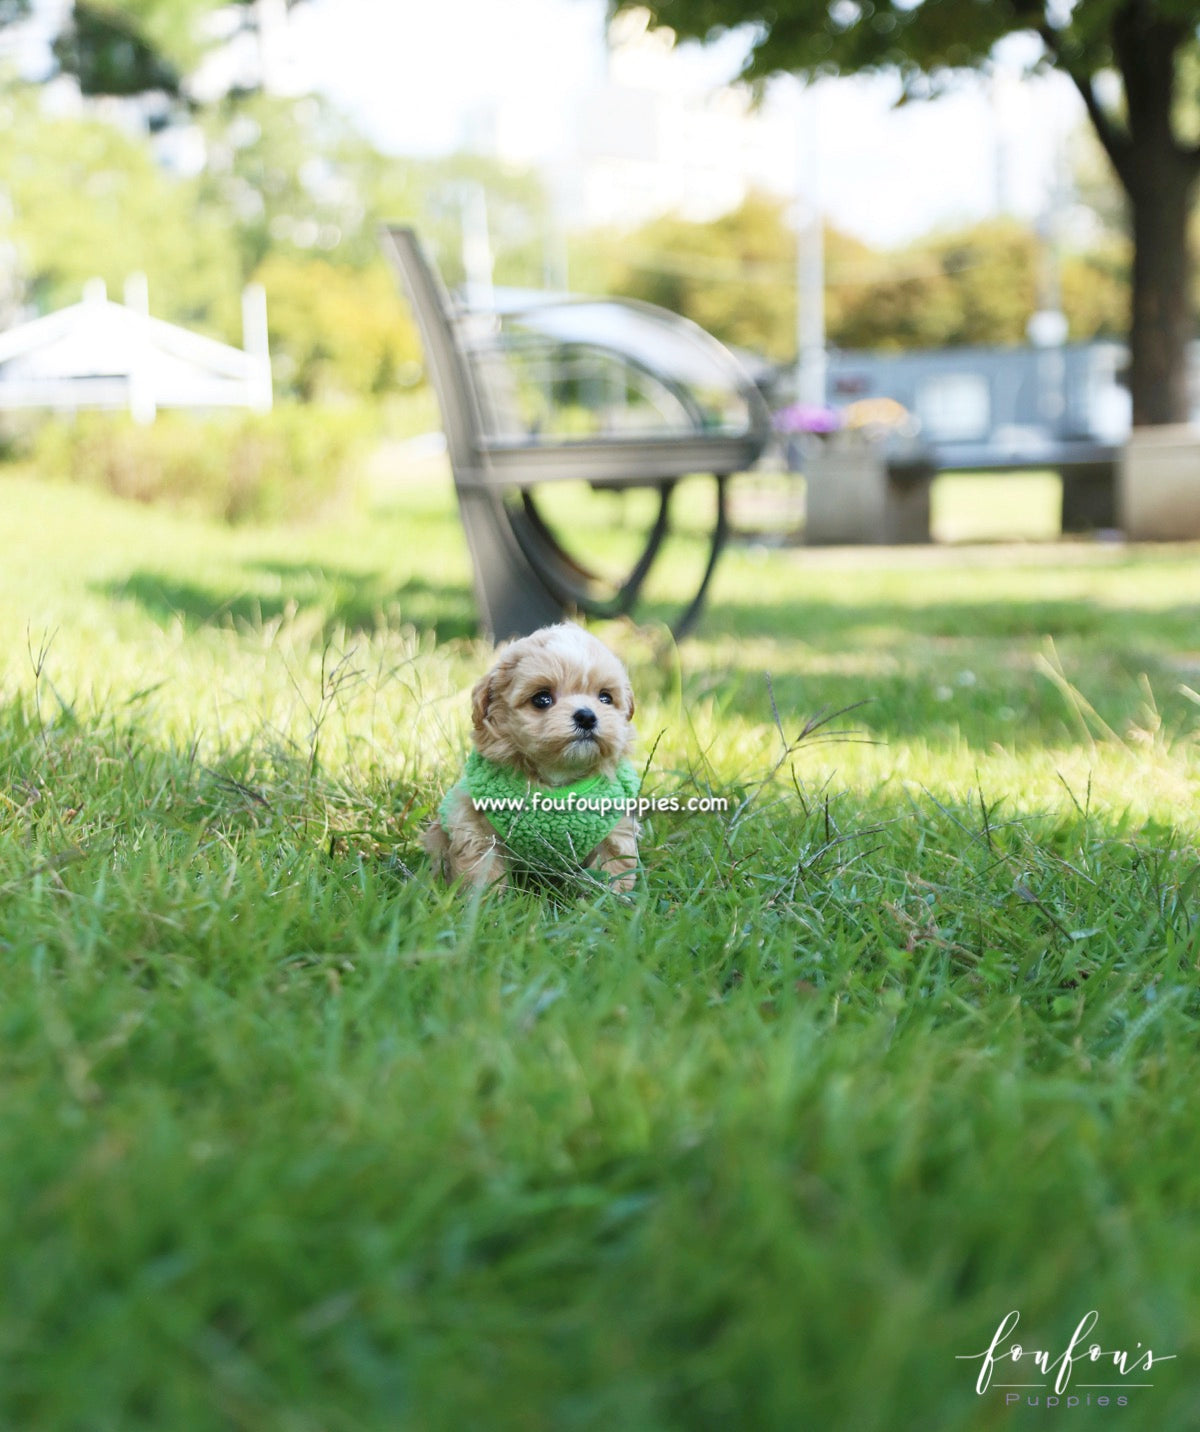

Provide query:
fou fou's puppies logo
left=957, top=1310, right=1175, bottom=1406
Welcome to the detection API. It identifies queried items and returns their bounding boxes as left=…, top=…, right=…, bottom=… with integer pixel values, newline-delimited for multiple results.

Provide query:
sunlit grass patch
left=932, top=470, right=1063, bottom=543
left=2, top=468, right=1200, bottom=1429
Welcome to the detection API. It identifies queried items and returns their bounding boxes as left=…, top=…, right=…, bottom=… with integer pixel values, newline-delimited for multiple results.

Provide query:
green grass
left=2, top=461, right=1200, bottom=1430
left=931, top=471, right=1064, bottom=542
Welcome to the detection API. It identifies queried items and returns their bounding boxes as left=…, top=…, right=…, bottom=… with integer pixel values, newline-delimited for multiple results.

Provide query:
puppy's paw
left=590, top=816, right=640, bottom=893
left=425, top=816, right=508, bottom=891
left=462, top=846, right=509, bottom=892
left=604, top=862, right=637, bottom=894
left=435, top=787, right=512, bottom=891
left=422, top=819, right=451, bottom=883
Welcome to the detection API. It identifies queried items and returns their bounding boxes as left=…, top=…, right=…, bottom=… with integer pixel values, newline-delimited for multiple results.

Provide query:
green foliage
left=1063, top=235, right=1132, bottom=339
left=53, top=0, right=188, bottom=97
left=254, top=255, right=422, bottom=401
left=599, top=191, right=799, bottom=360
left=48, top=0, right=305, bottom=98
left=2, top=475, right=1200, bottom=1426
left=195, top=92, right=554, bottom=287
left=30, top=406, right=374, bottom=524
left=196, top=92, right=416, bottom=276
left=831, top=218, right=1037, bottom=349
left=614, top=0, right=1142, bottom=102
left=588, top=197, right=1131, bottom=356
left=834, top=216, right=1131, bottom=350
left=0, top=87, right=242, bottom=335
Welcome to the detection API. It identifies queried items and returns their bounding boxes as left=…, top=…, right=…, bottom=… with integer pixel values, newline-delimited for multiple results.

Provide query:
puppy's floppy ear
left=621, top=680, right=636, bottom=720
left=470, top=673, right=494, bottom=732
left=471, top=644, right=522, bottom=732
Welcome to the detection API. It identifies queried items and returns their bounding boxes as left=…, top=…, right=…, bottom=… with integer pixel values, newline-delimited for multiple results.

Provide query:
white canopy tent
left=0, top=278, right=272, bottom=422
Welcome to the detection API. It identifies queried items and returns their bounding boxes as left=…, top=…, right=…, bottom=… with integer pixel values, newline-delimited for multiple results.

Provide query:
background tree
left=595, top=193, right=799, bottom=359
left=191, top=92, right=552, bottom=394
left=253, top=253, right=420, bottom=401
left=196, top=92, right=403, bottom=276
left=577, top=194, right=1127, bottom=359
left=832, top=218, right=1127, bottom=349
left=616, top=0, right=1200, bottom=426
left=0, top=87, right=241, bottom=331
left=0, top=0, right=551, bottom=402
left=830, top=220, right=1039, bottom=350
left=50, top=0, right=308, bottom=100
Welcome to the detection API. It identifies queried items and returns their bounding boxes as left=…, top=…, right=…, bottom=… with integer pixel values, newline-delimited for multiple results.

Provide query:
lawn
left=1, top=461, right=1199, bottom=1430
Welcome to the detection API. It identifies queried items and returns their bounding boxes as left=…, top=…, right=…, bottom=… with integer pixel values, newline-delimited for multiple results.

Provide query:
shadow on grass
left=93, top=556, right=1200, bottom=748
left=97, top=563, right=477, bottom=643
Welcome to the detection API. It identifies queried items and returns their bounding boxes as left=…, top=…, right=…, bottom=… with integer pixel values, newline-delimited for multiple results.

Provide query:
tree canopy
left=614, top=0, right=1198, bottom=110
left=617, top=0, right=1200, bottom=423
left=0, top=87, right=242, bottom=329
left=49, top=0, right=303, bottom=97
left=593, top=191, right=1130, bottom=358
left=0, top=0, right=1175, bottom=410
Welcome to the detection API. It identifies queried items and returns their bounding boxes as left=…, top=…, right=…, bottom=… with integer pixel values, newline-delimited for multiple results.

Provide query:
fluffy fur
left=424, top=623, right=640, bottom=891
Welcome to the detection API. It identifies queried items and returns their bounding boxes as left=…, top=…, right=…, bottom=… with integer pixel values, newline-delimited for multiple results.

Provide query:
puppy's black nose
left=573, top=706, right=598, bottom=731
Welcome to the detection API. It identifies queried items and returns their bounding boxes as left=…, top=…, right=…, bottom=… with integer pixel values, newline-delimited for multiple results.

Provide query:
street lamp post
left=795, top=86, right=825, bottom=408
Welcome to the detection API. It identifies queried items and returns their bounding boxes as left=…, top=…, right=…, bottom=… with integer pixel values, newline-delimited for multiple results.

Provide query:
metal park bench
left=382, top=226, right=770, bottom=640
left=826, top=344, right=1128, bottom=531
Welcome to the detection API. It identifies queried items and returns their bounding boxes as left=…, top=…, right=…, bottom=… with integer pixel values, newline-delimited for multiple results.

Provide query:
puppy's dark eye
left=598, top=690, right=614, bottom=705
left=530, top=690, right=555, bottom=710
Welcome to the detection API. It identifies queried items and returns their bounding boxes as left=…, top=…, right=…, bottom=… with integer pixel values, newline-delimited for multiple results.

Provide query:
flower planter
left=1119, top=425, right=1200, bottom=540
left=803, top=440, right=933, bottom=546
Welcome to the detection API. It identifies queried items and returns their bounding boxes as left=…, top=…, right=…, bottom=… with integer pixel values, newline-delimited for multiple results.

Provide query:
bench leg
left=1060, top=461, right=1117, bottom=532
left=454, top=476, right=728, bottom=642
left=670, top=475, right=728, bottom=640
left=457, top=487, right=567, bottom=641
left=510, top=483, right=675, bottom=618
left=510, top=478, right=727, bottom=639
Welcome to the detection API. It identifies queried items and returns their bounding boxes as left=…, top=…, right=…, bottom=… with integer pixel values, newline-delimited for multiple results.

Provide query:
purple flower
left=772, top=402, right=842, bottom=435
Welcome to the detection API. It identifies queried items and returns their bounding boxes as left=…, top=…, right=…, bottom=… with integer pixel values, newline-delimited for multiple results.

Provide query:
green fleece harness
left=441, top=751, right=641, bottom=873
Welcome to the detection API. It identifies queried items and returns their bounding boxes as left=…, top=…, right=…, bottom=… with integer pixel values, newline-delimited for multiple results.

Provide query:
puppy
left=425, top=623, right=640, bottom=891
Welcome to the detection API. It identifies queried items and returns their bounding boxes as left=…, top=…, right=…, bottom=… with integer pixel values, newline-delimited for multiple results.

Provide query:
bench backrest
left=383, top=225, right=772, bottom=482
left=380, top=226, right=490, bottom=480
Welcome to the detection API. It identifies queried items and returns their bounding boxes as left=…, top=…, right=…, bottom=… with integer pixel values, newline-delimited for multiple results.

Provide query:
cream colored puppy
left=425, top=623, right=640, bottom=891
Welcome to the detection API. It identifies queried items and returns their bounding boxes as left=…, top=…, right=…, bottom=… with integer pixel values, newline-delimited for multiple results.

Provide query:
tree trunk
left=1127, top=154, right=1197, bottom=426
left=1113, top=7, right=1199, bottom=427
